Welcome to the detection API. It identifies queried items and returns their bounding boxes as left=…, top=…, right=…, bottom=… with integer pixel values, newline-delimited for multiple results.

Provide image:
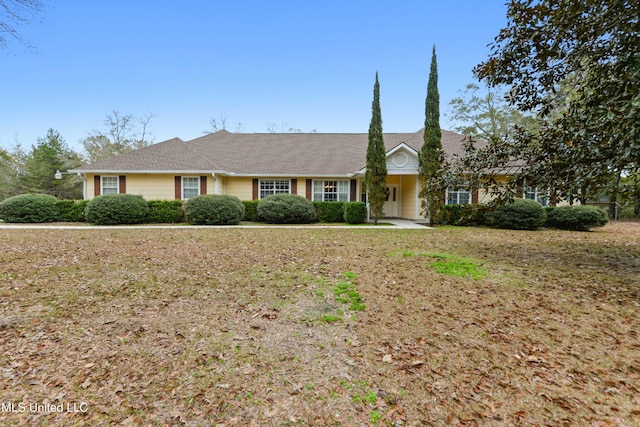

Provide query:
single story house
left=70, top=129, right=547, bottom=220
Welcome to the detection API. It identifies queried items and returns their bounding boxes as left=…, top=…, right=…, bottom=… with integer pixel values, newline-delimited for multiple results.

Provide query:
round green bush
left=545, top=205, right=608, bottom=231
left=343, top=202, right=367, bottom=224
left=491, top=198, right=546, bottom=230
left=0, top=193, right=60, bottom=223
left=257, top=194, right=317, bottom=224
left=184, top=195, right=245, bottom=225
left=85, top=194, right=149, bottom=225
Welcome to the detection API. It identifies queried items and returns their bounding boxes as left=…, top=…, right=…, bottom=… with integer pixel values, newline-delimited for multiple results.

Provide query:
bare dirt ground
left=0, top=223, right=638, bottom=426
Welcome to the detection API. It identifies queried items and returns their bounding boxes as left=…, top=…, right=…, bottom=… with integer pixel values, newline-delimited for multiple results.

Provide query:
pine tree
left=419, top=46, right=444, bottom=226
left=365, top=72, right=388, bottom=225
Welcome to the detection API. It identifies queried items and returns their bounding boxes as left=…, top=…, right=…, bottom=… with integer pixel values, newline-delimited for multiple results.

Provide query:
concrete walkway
left=0, top=219, right=432, bottom=230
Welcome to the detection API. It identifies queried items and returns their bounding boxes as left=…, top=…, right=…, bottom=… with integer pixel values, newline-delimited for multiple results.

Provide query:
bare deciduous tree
left=0, top=0, right=44, bottom=49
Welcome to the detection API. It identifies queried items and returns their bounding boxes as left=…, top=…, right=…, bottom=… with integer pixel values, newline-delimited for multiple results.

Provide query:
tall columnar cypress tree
left=365, top=72, right=388, bottom=225
left=419, top=46, right=444, bottom=226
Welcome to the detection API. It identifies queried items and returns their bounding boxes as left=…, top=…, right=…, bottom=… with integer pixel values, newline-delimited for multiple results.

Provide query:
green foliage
left=439, top=203, right=490, bottom=226
left=313, top=201, right=345, bottom=222
left=256, top=194, right=317, bottom=224
left=20, top=129, right=84, bottom=200
left=0, top=147, right=22, bottom=201
left=147, top=200, right=184, bottom=223
left=419, top=46, right=445, bottom=226
left=85, top=194, right=149, bottom=225
left=242, top=200, right=260, bottom=221
left=474, top=0, right=639, bottom=207
left=448, top=83, right=538, bottom=141
left=56, top=199, right=89, bottom=222
left=545, top=205, right=608, bottom=231
left=0, top=193, right=60, bottom=223
left=364, top=72, right=388, bottom=224
left=490, top=198, right=546, bottom=230
left=184, top=195, right=244, bottom=225
left=343, top=202, right=367, bottom=224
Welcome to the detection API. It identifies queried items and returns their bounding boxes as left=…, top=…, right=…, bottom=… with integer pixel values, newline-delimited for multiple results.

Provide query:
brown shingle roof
left=73, top=129, right=470, bottom=175
left=72, top=138, right=216, bottom=172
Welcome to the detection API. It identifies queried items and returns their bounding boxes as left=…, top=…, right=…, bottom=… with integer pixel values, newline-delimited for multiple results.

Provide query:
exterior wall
left=84, top=173, right=214, bottom=200
left=126, top=174, right=181, bottom=200
left=225, top=177, right=253, bottom=200
left=401, top=175, right=419, bottom=220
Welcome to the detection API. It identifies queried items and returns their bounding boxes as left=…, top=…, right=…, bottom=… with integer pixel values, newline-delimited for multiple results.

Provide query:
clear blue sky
left=1, top=1, right=508, bottom=152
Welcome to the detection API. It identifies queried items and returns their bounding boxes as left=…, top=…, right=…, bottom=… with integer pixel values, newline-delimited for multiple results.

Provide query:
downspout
left=81, top=173, right=86, bottom=200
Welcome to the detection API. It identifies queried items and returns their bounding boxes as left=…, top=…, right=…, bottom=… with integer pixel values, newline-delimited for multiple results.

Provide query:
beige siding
left=126, top=174, right=178, bottom=200
left=86, top=174, right=97, bottom=199
left=84, top=173, right=216, bottom=200
left=401, top=175, right=419, bottom=220
left=225, top=177, right=253, bottom=200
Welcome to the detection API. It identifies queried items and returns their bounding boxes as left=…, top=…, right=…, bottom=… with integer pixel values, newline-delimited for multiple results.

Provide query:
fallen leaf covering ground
left=0, top=223, right=639, bottom=426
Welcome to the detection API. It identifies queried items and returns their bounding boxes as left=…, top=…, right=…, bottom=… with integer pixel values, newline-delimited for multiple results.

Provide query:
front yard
left=0, top=223, right=638, bottom=426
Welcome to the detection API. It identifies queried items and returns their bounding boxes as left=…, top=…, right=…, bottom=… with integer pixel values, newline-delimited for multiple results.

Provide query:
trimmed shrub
left=242, top=200, right=260, bottom=222
left=147, top=200, right=184, bottom=223
left=85, top=194, right=149, bottom=225
left=257, top=194, right=317, bottom=224
left=184, top=195, right=244, bottom=225
left=344, top=202, right=367, bottom=224
left=314, top=201, right=345, bottom=222
left=439, top=204, right=492, bottom=226
left=490, top=198, right=546, bottom=230
left=57, top=199, right=89, bottom=222
left=0, top=193, right=61, bottom=223
left=545, top=205, right=608, bottom=231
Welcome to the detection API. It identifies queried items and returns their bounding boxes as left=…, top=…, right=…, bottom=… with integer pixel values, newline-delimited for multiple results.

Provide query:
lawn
left=0, top=223, right=638, bottom=426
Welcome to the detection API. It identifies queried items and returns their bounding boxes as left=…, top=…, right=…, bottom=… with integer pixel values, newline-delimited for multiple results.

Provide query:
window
left=524, top=186, right=549, bottom=206
left=313, top=180, right=349, bottom=202
left=101, top=176, right=119, bottom=195
left=182, top=177, right=200, bottom=200
left=259, top=179, right=290, bottom=199
left=446, top=186, right=470, bottom=205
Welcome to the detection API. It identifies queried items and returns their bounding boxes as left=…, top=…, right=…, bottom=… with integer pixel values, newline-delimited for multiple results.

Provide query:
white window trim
left=313, top=180, right=350, bottom=202
left=101, top=175, right=119, bottom=195
left=524, top=186, right=549, bottom=206
left=445, top=186, right=471, bottom=205
left=182, top=176, right=200, bottom=200
left=259, top=179, right=291, bottom=199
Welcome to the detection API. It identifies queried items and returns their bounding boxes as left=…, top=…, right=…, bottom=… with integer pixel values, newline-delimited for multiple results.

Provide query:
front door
left=383, top=184, right=399, bottom=217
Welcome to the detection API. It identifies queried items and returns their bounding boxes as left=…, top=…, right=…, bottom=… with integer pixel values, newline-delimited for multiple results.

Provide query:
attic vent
left=392, top=152, right=408, bottom=168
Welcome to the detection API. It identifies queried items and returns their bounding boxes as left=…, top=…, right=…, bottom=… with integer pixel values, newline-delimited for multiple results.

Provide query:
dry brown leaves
left=0, top=222, right=638, bottom=426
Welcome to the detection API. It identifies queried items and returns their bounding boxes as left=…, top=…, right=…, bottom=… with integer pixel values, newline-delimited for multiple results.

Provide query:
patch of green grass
left=369, top=410, right=382, bottom=424
left=405, top=252, right=485, bottom=279
left=319, top=314, right=342, bottom=323
left=363, top=390, right=378, bottom=405
left=333, top=272, right=365, bottom=311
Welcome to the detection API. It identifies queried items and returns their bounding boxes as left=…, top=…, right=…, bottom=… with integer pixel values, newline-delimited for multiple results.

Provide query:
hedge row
left=0, top=193, right=367, bottom=225
left=438, top=199, right=608, bottom=231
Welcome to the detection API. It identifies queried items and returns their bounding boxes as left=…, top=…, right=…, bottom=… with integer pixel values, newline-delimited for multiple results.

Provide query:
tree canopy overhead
left=472, top=0, right=639, bottom=209
left=0, top=0, right=44, bottom=48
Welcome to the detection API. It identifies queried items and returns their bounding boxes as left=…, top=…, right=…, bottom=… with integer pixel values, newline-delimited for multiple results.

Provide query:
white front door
left=383, top=184, right=399, bottom=217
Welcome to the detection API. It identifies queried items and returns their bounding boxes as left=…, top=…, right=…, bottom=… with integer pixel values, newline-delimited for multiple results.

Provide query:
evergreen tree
left=365, top=72, right=387, bottom=225
left=21, top=129, right=84, bottom=199
left=419, top=46, right=444, bottom=226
